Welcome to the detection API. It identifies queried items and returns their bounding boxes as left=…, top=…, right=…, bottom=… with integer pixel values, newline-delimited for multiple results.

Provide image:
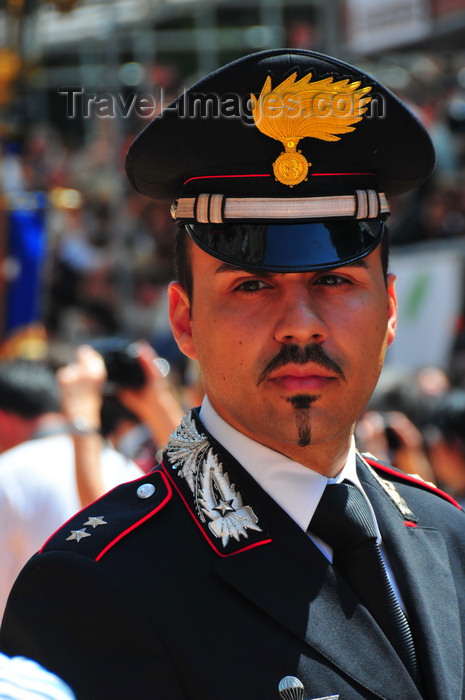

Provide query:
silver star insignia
left=213, top=499, right=235, bottom=516
left=83, top=516, right=107, bottom=528
left=66, top=528, right=91, bottom=543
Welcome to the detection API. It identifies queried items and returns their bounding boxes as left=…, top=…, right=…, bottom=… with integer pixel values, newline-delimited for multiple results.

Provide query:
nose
left=273, top=284, right=328, bottom=345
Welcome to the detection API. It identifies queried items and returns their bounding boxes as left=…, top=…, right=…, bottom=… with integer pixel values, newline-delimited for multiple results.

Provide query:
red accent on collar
left=95, top=470, right=173, bottom=561
left=162, top=462, right=272, bottom=557
left=365, top=457, right=462, bottom=510
left=404, top=521, right=418, bottom=527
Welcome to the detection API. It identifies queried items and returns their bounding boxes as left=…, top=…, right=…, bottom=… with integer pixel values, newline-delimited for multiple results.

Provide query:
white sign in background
left=346, top=0, right=431, bottom=54
left=386, top=243, right=465, bottom=370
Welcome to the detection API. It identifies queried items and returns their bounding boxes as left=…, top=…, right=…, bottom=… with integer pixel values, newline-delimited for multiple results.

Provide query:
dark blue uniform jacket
left=1, top=410, right=465, bottom=700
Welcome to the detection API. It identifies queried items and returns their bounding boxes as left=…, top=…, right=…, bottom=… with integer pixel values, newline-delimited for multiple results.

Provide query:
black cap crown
left=126, top=49, right=435, bottom=271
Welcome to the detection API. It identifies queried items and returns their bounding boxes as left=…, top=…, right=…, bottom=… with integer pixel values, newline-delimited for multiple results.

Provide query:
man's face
left=169, top=240, right=397, bottom=474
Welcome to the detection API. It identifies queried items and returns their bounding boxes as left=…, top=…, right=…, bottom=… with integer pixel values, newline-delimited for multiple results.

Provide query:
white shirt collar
left=199, top=396, right=377, bottom=537
left=198, top=397, right=399, bottom=595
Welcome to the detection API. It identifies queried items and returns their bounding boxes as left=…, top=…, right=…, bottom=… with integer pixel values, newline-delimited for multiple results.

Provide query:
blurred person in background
left=355, top=367, right=444, bottom=483
left=46, top=200, right=118, bottom=341
left=113, top=340, right=184, bottom=450
left=63, top=340, right=184, bottom=484
left=100, top=396, right=157, bottom=473
left=355, top=409, right=435, bottom=484
left=424, top=389, right=465, bottom=507
left=0, top=359, right=62, bottom=456
left=0, top=356, right=142, bottom=619
left=57, top=339, right=184, bottom=501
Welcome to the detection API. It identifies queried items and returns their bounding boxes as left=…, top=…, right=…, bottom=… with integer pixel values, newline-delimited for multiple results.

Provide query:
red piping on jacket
left=365, top=458, right=462, bottom=510
left=39, top=471, right=163, bottom=553
left=95, top=470, right=173, bottom=561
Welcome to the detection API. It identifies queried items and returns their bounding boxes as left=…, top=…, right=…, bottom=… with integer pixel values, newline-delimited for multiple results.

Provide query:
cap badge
left=251, top=71, right=372, bottom=186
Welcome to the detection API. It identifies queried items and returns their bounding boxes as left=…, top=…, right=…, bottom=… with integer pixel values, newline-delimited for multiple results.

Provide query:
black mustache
left=257, top=344, right=345, bottom=385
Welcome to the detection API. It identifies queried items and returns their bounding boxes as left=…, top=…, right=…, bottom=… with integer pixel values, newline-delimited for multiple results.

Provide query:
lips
left=268, top=365, right=337, bottom=392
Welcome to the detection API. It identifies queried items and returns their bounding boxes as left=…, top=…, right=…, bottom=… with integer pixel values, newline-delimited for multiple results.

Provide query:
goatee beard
left=287, top=394, right=318, bottom=447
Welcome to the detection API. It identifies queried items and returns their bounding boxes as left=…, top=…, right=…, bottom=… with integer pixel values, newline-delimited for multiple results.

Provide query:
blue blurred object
left=5, top=192, right=47, bottom=334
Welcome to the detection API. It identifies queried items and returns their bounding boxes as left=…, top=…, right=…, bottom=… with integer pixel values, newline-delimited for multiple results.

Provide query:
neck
left=199, top=398, right=354, bottom=478
left=252, top=433, right=353, bottom=477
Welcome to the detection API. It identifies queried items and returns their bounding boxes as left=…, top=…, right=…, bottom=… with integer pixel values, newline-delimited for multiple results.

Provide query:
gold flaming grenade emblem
left=251, top=71, right=372, bottom=186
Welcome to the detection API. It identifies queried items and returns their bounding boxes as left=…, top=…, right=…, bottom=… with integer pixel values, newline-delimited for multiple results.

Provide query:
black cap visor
left=186, top=220, right=385, bottom=272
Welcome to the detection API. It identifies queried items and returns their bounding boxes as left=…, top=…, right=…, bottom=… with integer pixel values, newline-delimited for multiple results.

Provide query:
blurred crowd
left=0, top=119, right=182, bottom=363
left=356, top=366, right=465, bottom=508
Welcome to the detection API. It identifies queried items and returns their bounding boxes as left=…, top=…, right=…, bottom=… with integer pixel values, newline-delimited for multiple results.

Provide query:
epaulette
left=362, top=453, right=463, bottom=510
left=40, top=467, right=172, bottom=561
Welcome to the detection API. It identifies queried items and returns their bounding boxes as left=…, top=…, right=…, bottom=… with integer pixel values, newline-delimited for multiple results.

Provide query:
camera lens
left=91, top=339, right=146, bottom=389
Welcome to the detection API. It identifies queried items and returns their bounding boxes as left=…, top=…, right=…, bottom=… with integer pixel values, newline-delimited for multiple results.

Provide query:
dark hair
left=0, top=359, right=60, bottom=418
left=380, top=225, right=390, bottom=281
left=174, top=224, right=391, bottom=302
left=174, top=225, right=194, bottom=301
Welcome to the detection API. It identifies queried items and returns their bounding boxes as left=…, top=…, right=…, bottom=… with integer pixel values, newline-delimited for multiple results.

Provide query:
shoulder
left=361, top=453, right=463, bottom=510
left=39, top=466, right=172, bottom=562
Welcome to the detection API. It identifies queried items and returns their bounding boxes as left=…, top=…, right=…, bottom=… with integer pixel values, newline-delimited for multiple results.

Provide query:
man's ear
left=386, top=273, right=398, bottom=347
left=168, top=282, right=197, bottom=360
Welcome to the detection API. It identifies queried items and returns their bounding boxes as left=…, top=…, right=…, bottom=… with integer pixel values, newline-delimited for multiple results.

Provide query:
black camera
left=92, top=339, right=146, bottom=389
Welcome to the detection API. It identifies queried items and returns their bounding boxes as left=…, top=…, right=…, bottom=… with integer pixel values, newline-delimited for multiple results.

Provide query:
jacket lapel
left=358, top=457, right=464, bottom=700
left=165, top=413, right=430, bottom=698
left=214, top=492, right=421, bottom=699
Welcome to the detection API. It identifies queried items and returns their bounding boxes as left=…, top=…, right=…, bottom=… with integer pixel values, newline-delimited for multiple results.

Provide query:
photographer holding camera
left=58, top=340, right=184, bottom=503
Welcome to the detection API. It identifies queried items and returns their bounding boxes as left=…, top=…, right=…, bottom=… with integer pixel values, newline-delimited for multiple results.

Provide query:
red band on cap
left=183, top=174, right=271, bottom=186
left=183, top=171, right=376, bottom=187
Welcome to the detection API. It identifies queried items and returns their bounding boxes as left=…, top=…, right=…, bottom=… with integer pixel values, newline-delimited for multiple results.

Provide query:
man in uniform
left=2, top=49, right=465, bottom=700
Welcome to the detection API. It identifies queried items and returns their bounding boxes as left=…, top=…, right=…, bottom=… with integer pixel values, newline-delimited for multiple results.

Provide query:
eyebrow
left=214, top=259, right=370, bottom=275
left=215, top=262, right=273, bottom=276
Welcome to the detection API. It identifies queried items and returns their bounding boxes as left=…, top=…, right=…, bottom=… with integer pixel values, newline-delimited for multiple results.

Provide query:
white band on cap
left=172, top=190, right=389, bottom=223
